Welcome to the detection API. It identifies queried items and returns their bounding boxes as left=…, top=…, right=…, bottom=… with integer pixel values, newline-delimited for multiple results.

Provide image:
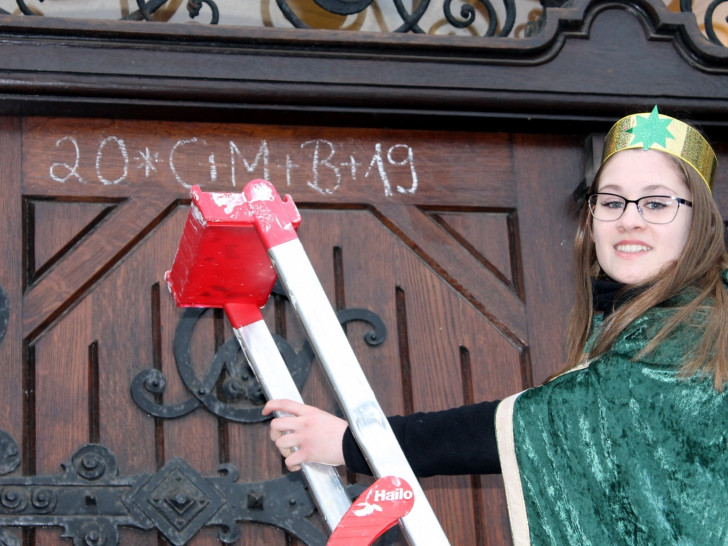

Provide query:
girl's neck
left=592, top=277, right=645, bottom=316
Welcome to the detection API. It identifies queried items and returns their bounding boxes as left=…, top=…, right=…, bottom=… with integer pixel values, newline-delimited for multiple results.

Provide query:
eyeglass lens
left=587, top=193, right=682, bottom=224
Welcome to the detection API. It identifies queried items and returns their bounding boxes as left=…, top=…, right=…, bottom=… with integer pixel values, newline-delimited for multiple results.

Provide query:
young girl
left=263, top=107, right=728, bottom=544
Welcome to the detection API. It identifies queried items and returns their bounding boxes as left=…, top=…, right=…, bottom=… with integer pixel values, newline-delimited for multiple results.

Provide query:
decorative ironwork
left=131, top=302, right=387, bottom=424
left=276, top=0, right=516, bottom=34
left=0, top=285, right=7, bottom=345
left=0, top=436, right=368, bottom=545
left=1, top=0, right=220, bottom=24
left=0, top=432, right=19, bottom=477
left=186, top=0, right=220, bottom=23
left=1, top=0, right=518, bottom=36
left=680, top=0, right=728, bottom=45
left=0, top=527, right=17, bottom=546
left=128, top=0, right=220, bottom=24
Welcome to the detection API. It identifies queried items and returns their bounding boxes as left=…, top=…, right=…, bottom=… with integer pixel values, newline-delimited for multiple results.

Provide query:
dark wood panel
left=27, top=200, right=117, bottom=283
left=22, top=193, right=180, bottom=340
left=432, top=211, right=518, bottom=290
left=0, top=117, right=22, bottom=546
left=92, top=270, right=160, bottom=546
left=374, top=202, right=526, bottom=344
left=513, top=134, right=584, bottom=384
left=31, top=297, right=95, bottom=546
left=0, top=117, right=22, bottom=441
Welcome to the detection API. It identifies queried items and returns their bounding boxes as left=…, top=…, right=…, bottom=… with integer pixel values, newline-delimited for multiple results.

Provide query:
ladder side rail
left=269, top=240, right=452, bottom=546
left=231, top=318, right=352, bottom=531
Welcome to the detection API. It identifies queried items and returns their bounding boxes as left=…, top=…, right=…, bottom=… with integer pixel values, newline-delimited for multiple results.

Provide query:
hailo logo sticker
left=328, top=476, right=415, bottom=545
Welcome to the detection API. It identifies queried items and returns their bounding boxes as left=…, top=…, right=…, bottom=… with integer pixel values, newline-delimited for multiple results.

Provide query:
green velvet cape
left=496, top=279, right=728, bottom=545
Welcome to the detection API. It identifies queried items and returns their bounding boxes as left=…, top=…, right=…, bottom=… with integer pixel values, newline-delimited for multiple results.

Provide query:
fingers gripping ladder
left=165, top=180, right=450, bottom=545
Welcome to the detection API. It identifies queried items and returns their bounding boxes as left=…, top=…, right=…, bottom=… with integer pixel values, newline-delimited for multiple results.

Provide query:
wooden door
left=0, top=116, right=586, bottom=545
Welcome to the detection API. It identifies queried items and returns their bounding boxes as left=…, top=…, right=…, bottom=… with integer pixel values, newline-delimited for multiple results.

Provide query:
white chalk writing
left=137, top=147, right=159, bottom=177
left=46, top=136, right=419, bottom=196
left=50, top=136, right=83, bottom=183
left=96, top=136, right=128, bottom=185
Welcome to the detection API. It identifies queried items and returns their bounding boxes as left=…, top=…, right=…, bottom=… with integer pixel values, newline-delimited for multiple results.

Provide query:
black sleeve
left=341, top=400, right=501, bottom=477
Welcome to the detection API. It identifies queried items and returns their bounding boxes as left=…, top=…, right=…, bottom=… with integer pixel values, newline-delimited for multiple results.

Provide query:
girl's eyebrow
left=598, top=183, right=678, bottom=194
left=597, top=184, right=622, bottom=192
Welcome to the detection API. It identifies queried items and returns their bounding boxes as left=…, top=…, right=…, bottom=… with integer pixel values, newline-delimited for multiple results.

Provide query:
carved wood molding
left=0, top=0, right=725, bottom=127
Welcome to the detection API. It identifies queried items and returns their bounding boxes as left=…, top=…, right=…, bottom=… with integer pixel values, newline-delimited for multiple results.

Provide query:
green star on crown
left=626, top=105, right=674, bottom=150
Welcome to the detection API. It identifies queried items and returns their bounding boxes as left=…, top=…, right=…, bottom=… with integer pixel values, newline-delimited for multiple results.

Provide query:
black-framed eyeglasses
left=586, top=193, right=692, bottom=224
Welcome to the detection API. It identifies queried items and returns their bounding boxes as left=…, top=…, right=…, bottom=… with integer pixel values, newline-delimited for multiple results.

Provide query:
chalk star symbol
left=627, top=105, right=674, bottom=150
left=136, top=147, right=160, bottom=177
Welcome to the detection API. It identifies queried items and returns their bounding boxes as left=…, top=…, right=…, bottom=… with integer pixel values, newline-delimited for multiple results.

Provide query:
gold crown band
left=601, top=106, right=717, bottom=191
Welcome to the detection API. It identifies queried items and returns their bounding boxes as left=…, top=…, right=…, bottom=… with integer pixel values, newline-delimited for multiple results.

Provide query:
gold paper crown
left=601, top=106, right=717, bottom=191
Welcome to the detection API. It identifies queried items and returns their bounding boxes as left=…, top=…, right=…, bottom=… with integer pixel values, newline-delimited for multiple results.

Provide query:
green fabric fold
left=510, top=282, right=728, bottom=545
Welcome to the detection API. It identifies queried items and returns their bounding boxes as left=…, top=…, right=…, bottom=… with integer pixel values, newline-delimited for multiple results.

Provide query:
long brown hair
left=562, top=153, right=728, bottom=390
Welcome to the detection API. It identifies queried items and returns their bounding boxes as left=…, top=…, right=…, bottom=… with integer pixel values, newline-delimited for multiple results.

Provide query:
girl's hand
left=262, top=399, right=348, bottom=471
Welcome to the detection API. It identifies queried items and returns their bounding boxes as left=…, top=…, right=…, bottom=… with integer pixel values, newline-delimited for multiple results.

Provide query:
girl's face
left=592, top=150, right=693, bottom=285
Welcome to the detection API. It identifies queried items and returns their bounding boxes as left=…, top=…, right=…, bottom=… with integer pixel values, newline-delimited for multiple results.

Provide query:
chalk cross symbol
left=137, top=147, right=160, bottom=177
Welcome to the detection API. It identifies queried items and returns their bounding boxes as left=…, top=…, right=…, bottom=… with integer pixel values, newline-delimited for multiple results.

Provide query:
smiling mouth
left=615, top=244, right=652, bottom=254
